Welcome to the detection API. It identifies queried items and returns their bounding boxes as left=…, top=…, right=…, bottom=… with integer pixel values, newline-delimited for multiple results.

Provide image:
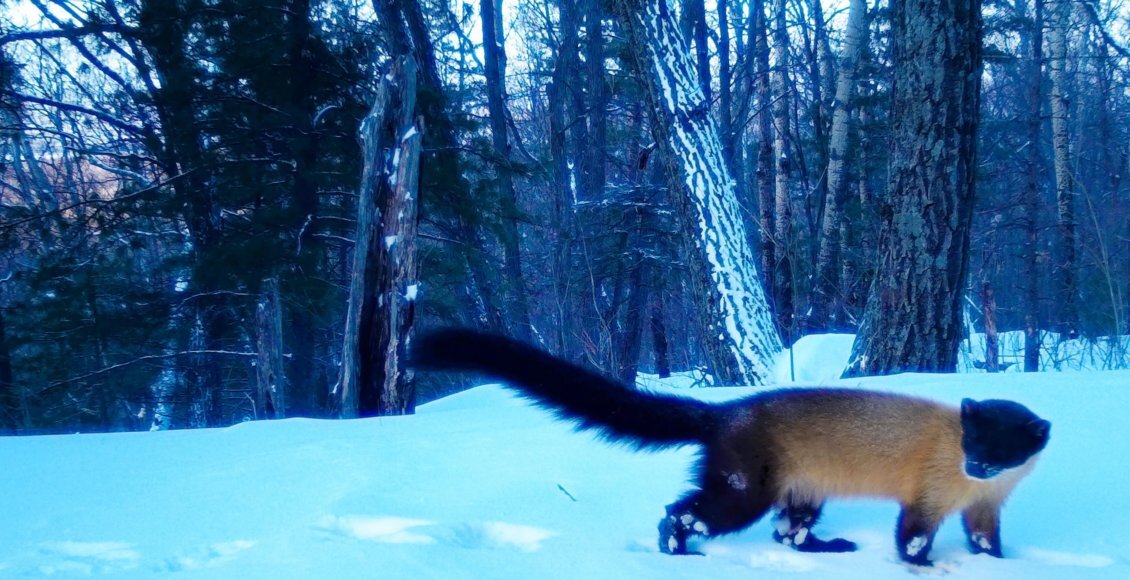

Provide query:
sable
left=412, top=329, right=1050, bottom=567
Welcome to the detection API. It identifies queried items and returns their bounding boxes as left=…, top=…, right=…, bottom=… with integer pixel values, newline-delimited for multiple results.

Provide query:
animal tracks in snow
left=37, top=541, right=141, bottom=575
left=450, top=521, right=556, bottom=552
left=161, top=540, right=257, bottom=572
left=316, top=515, right=555, bottom=552
left=9, top=539, right=255, bottom=576
left=315, top=515, right=436, bottom=544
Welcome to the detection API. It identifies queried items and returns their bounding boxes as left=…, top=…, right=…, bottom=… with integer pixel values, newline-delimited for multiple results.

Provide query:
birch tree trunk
left=843, top=0, right=982, bottom=377
left=337, top=57, right=421, bottom=417
left=752, top=0, right=776, bottom=301
left=810, top=0, right=868, bottom=330
left=1048, top=0, right=1078, bottom=337
left=807, top=0, right=835, bottom=265
left=771, top=0, right=795, bottom=341
left=610, top=0, right=783, bottom=385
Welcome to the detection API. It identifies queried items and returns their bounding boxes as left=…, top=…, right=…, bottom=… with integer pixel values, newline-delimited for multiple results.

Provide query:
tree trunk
left=549, top=0, right=580, bottom=355
left=1048, top=0, right=1077, bottom=337
left=981, top=281, right=999, bottom=372
left=751, top=0, right=776, bottom=312
left=810, top=0, right=868, bottom=330
left=844, top=88, right=877, bottom=317
left=0, top=310, right=20, bottom=434
left=610, top=0, right=783, bottom=385
left=719, top=0, right=734, bottom=171
left=614, top=260, right=649, bottom=385
left=481, top=0, right=533, bottom=340
left=843, top=0, right=982, bottom=377
left=1022, top=0, right=1044, bottom=372
left=385, top=0, right=507, bottom=338
left=771, top=0, right=795, bottom=342
left=255, top=277, right=286, bottom=419
left=337, top=57, right=420, bottom=417
left=649, top=292, right=671, bottom=378
left=684, top=0, right=711, bottom=104
left=807, top=0, right=835, bottom=281
left=584, top=0, right=608, bottom=206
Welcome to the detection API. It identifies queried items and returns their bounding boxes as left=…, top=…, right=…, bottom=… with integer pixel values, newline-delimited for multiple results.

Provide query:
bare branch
left=0, top=170, right=194, bottom=231
left=44, top=350, right=257, bottom=392
left=4, top=91, right=146, bottom=136
left=0, top=23, right=132, bottom=46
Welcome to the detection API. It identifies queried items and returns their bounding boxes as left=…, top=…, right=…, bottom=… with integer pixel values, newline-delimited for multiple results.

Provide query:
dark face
left=961, top=398, right=1050, bottom=480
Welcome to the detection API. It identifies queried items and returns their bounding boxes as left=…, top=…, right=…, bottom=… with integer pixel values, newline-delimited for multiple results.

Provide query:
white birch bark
left=1048, top=0, right=1078, bottom=335
left=811, top=0, right=868, bottom=327
left=771, top=0, right=794, bottom=338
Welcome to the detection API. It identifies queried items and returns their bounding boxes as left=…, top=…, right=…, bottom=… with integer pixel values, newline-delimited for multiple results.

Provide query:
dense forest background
left=0, top=0, right=1127, bottom=434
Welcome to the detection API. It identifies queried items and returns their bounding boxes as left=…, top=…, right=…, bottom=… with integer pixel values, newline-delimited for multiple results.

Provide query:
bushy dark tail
left=412, top=328, right=720, bottom=449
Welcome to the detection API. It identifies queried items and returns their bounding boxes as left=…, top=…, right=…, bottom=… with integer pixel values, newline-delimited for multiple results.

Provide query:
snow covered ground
left=2, top=335, right=1129, bottom=578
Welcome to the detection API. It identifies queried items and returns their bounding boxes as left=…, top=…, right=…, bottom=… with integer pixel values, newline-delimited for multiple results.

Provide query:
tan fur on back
left=724, top=390, right=1035, bottom=519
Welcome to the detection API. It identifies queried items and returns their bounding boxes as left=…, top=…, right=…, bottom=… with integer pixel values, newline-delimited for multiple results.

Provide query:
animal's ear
left=961, top=398, right=978, bottom=418
left=1030, top=419, right=1051, bottom=440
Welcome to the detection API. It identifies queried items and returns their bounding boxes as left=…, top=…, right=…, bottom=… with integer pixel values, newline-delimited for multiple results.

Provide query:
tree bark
left=649, top=292, right=671, bottom=378
left=584, top=0, right=608, bottom=206
left=614, top=260, right=649, bottom=385
left=610, top=0, right=783, bottom=385
left=383, top=0, right=508, bottom=338
left=1022, top=0, right=1044, bottom=372
left=981, top=281, right=1000, bottom=372
left=549, top=0, right=580, bottom=355
left=1048, top=0, right=1078, bottom=337
left=807, top=0, right=835, bottom=277
left=684, top=0, right=711, bottom=104
left=719, top=0, right=734, bottom=172
left=255, top=277, right=286, bottom=419
left=481, top=0, right=533, bottom=340
left=810, top=0, right=868, bottom=330
left=0, top=310, right=20, bottom=434
left=751, top=0, right=776, bottom=313
left=843, top=0, right=982, bottom=377
left=771, top=0, right=795, bottom=342
left=337, top=57, right=420, bottom=417
left=843, top=87, right=877, bottom=316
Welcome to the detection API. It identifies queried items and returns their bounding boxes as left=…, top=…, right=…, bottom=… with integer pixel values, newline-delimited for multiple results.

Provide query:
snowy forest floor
left=2, top=334, right=1129, bottom=578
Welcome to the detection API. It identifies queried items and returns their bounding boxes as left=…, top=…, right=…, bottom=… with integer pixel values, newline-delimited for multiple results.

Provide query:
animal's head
left=960, top=398, right=1050, bottom=480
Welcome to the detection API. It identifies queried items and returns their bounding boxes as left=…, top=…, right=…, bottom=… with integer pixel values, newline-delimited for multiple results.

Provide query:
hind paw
left=658, top=515, right=685, bottom=554
left=774, top=530, right=858, bottom=553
